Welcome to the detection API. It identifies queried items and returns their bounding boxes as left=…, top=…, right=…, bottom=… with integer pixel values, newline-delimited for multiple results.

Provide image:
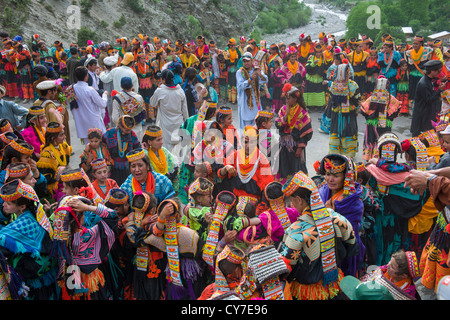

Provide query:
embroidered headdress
left=104, top=188, right=129, bottom=206
left=0, top=179, right=53, bottom=239
left=203, top=191, right=237, bottom=268
left=126, top=148, right=146, bottom=163
left=282, top=171, right=338, bottom=285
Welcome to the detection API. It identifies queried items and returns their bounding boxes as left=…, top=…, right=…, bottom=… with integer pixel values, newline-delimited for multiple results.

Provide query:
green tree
left=77, top=27, right=97, bottom=45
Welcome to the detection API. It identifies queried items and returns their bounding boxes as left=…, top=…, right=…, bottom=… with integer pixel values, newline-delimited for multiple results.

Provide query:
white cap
left=242, top=52, right=253, bottom=61
left=36, top=80, right=56, bottom=90
left=440, top=124, right=450, bottom=135
left=103, top=55, right=118, bottom=67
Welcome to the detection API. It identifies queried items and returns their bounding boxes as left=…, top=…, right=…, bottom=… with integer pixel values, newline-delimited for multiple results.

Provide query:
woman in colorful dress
left=377, top=36, right=402, bottom=97
left=318, top=154, right=364, bottom=277
left=79, top=128, right=113, bottom=180
left=142, top=125, right=178, bottom=191
left=21, top=105, right=47, bottom=160
left=281, top=45, right=306, bottom=90
left=102, top=115, right=142, bottom=186
left=360, top=75, right=402, bottom=161
left=36, top=122, right=72, bottom=197
left=275, top=86, right=313, bottom=184
left=348, top=39, right=369, bottom=98
left=120, top=148, right=175, bottom=206
left=328, top=63, right=362, bottom=158
left=0, top=179, right=57, bottom=300
left=404, top=35, right=433, bottom=105
left=303, top=44, right=330, bottom=110
left=135, top=53, right=156, bottom=124
left=52, top=195, right=118, bottom=300
left=224, top=38, right=241, bottom=104
left=279, top=170, right=358, bottom=300
left=365, top=132, right=428, bottom=266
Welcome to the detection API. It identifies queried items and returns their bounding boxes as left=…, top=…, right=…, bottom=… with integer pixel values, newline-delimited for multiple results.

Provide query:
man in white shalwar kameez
left=71, top=66, right=108, bottom=143
left=149, top=69, right=188, bottom=153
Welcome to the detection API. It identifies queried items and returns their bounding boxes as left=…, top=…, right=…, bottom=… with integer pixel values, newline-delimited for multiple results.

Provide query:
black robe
left=410, top=75, right=443, bottom=137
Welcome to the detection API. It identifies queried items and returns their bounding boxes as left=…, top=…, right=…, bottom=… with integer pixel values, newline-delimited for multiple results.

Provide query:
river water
left=262, top=0, right=350, bottom=45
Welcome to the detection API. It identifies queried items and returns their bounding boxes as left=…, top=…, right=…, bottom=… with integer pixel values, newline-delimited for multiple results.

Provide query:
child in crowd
left=80, top=128, right=113, bottom=180
left=255, top=110, right=274, bottom=158
left=60, top=167, right=103, bottom=205
left=185, top=177, right=214, bottom=241
left=396, top=59, right=410, bottom=115
left=216, top=105, right=239, bottom=150
left=90, top=158, right=119, bottom=201
left=141, top=125, right=178, bottom=185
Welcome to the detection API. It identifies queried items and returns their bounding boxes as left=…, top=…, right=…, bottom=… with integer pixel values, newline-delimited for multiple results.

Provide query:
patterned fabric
left=103, top=127, right=141, bottom=171
left=0, top=211, right=46, bottom=258
left=282, top=171, right=338, bottom=285
left=164, top=215, right=183, bottom=287
left=120, top=171, right=175, bottom=206
left=203, top=192, right=235, bottom=268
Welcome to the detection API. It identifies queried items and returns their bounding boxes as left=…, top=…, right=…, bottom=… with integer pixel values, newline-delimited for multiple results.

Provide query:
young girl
left=255, top=110, right=274, bottom=158
left=21, top=105, right=47, bottom=160
left=0, top=179, right=57, bottom=300
left=216, top=105, right=239, bottom=150
left=365, top=47, right=381, bottom=100
left=193, top=161, right=214, bottom=181
left=271, top=60, right=287, bottom=114
left=90, top=158, right=119, bottom=201
left=185, top=177, right=214, bottom=242
left=396, top=59, right=410, bottom=115
left=125, top=191, right=163, bottom=300
left=52, top=195, right=118, bottom=300
left=80, top=128, right=113, bottom=180
left=141, top=125, right=178, bottom=184
left=36, top=122, right=72, bottom=196
left=60, top=167, right=103, bottom=206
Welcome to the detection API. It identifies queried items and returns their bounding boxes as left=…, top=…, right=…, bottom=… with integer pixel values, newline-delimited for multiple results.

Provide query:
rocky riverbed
left=262, top=0, right=349, bottom=45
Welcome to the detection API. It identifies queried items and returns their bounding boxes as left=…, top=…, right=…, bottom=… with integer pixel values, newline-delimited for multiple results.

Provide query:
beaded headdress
left=158, top=199, right=184, bottom=287
left=5, top=162, right=31, bottom=181
left=256, top=110, right=274, bottom=120
left=121, top=115, right=135, bottom=130
left=212, top=245, right=245, bottom=295
left=90, top=158, right=107, bottom=171
left=377, top=132, right=402, bottom=162
left=9, top=140, right=34, bottom=156
left=246, top=244, right=290, bottom=300
left=282, top=171, right=338, bottom=285
left=104, top=188, right=129, bottom=205
left=264, top=182, right=291, bottom=231
left=87, top=128, right=102, bottom=137
left=203, top=191, right=237, bottom=268
left=131, top=191, right=152, bottom=227
left=408, top=137, right=428, bottom=171
left=126, top=148, right=146, bottom=163
left=0, top=120, right=12, bottom=133
left=323, top=158, right=346, bottom=174
left=28, top=106, right=45, bottom=117
left=236, top=196, right=257, bottom=216
left=46, top=122, right=63, bottom=133
left=188, top=177, right=214, bottom=205
left=144, top=126, right=162, bottom=138
left=0, top=132, right=17, bottom=147
left=60, top=168, right=90, bottom=185
left=405, top=251, right=421, bottom=279
left=0, top=179, right=53, bottom=238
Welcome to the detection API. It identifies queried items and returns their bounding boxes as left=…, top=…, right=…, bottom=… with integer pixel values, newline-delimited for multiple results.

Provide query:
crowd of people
left=0, top=28, right=449, bottom=301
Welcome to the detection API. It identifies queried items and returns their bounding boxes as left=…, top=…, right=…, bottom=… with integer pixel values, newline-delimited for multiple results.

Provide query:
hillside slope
left=0, top=0, right=280, bottom=47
